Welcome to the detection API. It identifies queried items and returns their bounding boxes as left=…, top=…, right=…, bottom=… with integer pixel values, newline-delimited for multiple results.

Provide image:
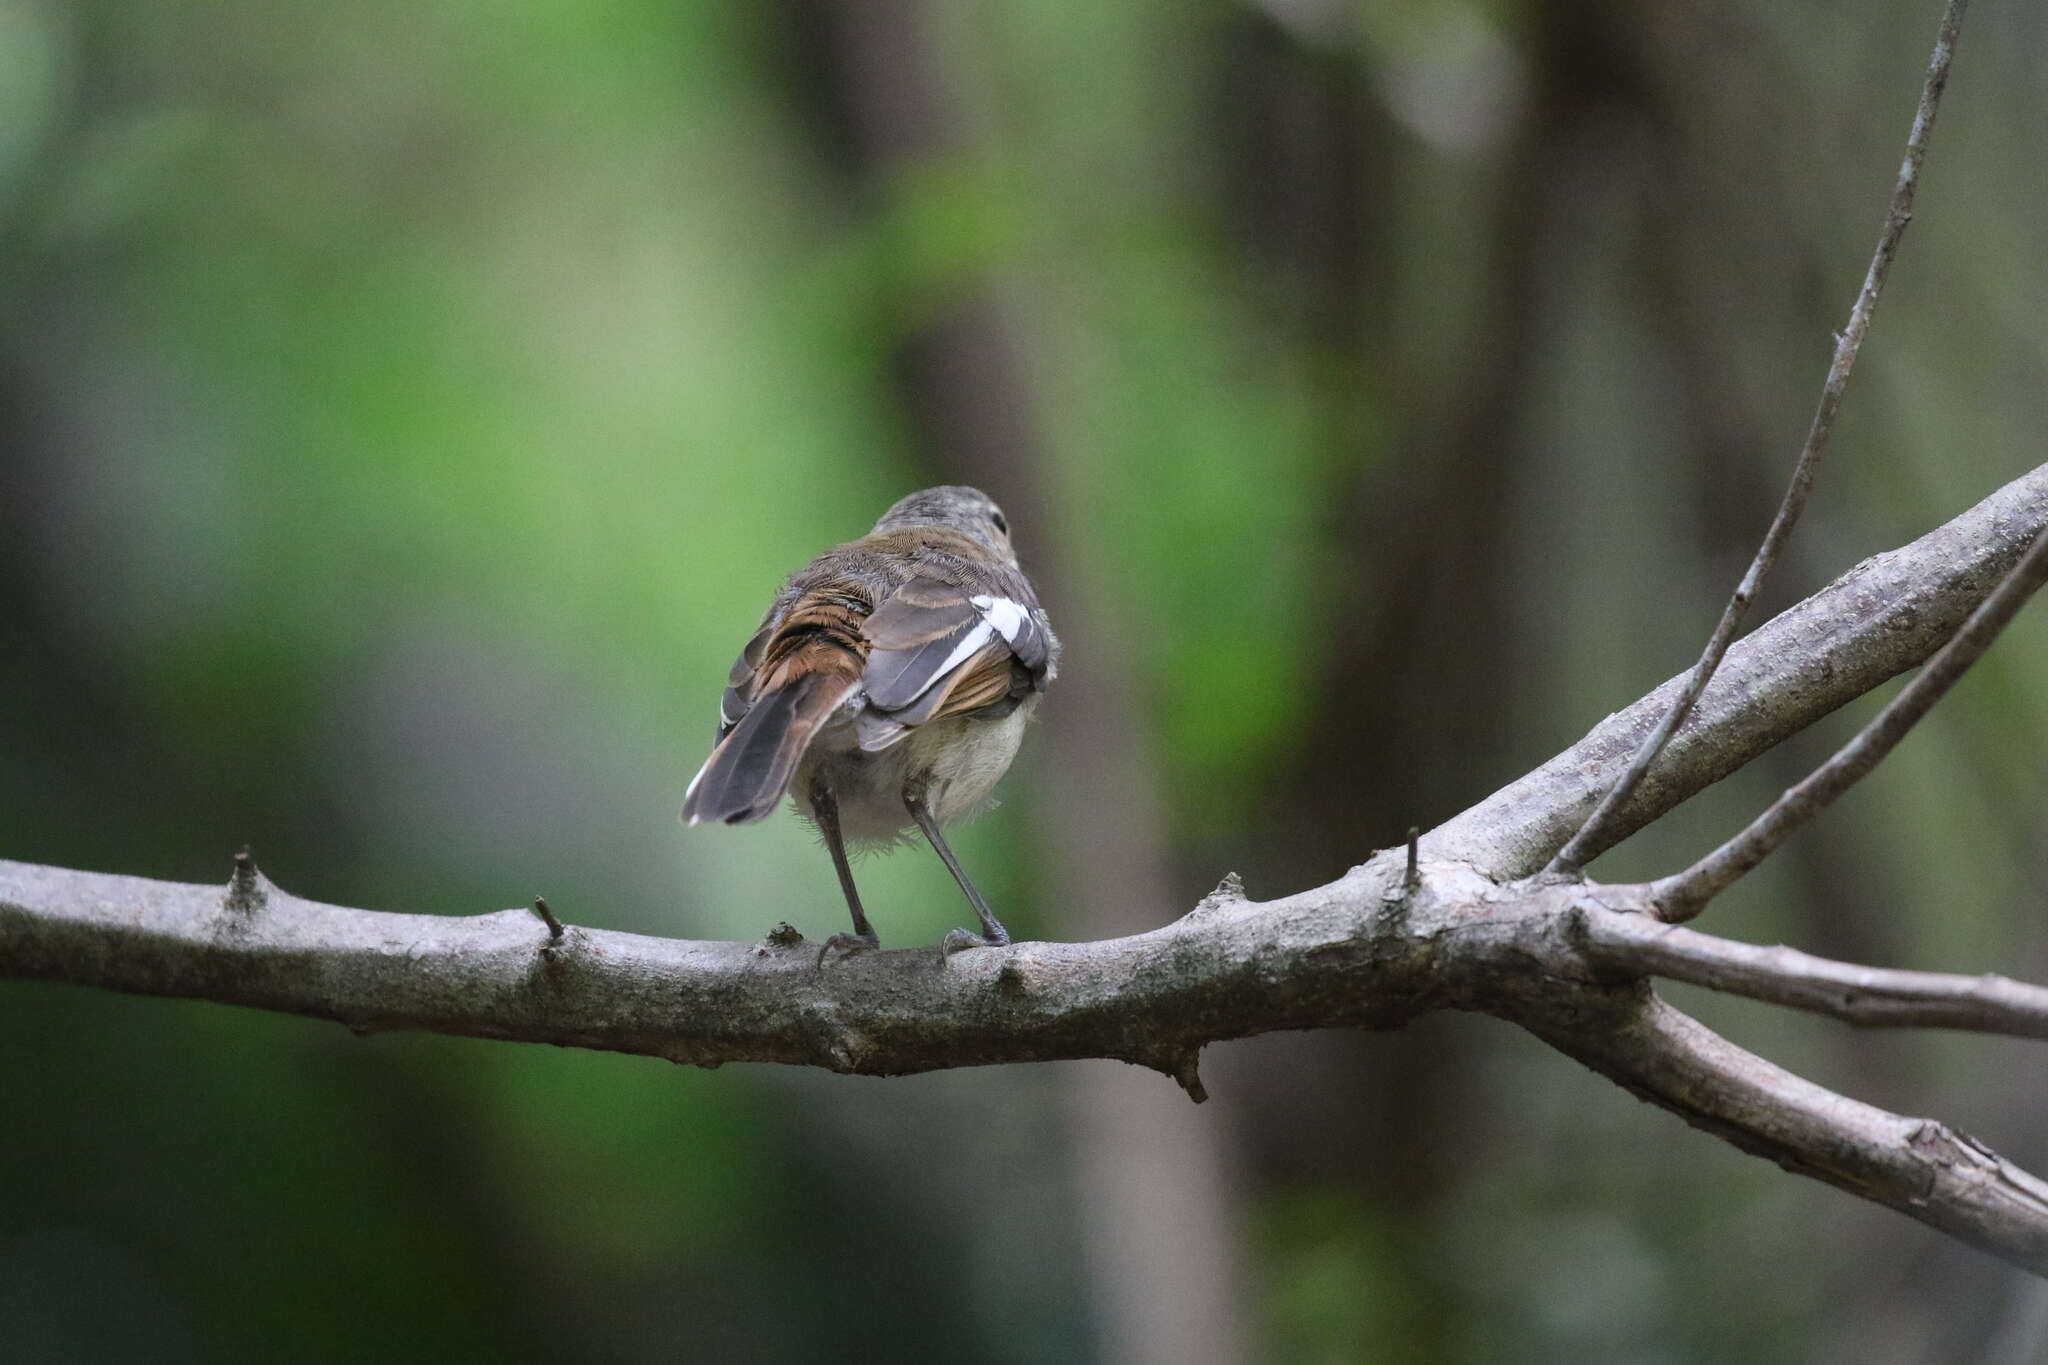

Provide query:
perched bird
left=681, top=486, right=1057, bottom=955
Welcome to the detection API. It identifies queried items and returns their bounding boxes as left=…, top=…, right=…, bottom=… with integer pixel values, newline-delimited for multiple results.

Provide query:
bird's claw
left=938, top=926, right=1007, bottom=959
left=816, top=930, right=880, bottom=969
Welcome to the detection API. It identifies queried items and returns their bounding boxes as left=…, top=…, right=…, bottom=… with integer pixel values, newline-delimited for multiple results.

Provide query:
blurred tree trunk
left=1223, top=6, right=1612, bottom=1346
left=787, top=3, right=1250, bottom=1359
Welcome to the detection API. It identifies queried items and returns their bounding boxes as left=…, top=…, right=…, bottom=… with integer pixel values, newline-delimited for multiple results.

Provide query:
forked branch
left=1573, top=902, right=2048, bottom=1038
left=1430, top=463, right=2046, bottom=877
left=1517, top=991, right=2048, bottom=1273
left=1654, top=520, right=2048, bottom=918
left=1547, top=0, right=1971, bottom=876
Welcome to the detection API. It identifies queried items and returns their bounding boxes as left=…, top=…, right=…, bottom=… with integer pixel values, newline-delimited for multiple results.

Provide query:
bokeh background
left=4, top=1, right=2047, bottom=1361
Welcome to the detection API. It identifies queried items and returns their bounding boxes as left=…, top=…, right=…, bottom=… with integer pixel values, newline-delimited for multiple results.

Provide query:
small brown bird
left=681, top=486, right=1057, bottom=955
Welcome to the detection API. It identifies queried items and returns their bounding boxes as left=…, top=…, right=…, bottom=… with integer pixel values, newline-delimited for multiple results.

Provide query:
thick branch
left=1515, top=991, right=2048, bottom=1274
left=1572, top=903, right=2048, bottom=1038
left=0, top=858, right=1439, bottom=1078
left=1548, top=0, right=1969, bottom=875
left=1431, top=461, right=2048, bottom=878
left=8, top=852, right=2048, bottom=1274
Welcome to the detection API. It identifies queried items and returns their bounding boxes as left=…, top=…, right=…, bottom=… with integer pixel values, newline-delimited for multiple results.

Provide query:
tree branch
left=1547, top=0, right=1970, bottom=876
left=1514, top=990, right=2048, bottom=1274
left=1430, top=460, right=2048, bottom=878
left=1652, top=520, right=2048, bottom=918
left=0, top=856, right=1437, bottom=1079
left=9, top=850, right=2048, bottom=1275
left=1571, top=902, right=2048, bottom=1038
left=6, top=462, right=2048, bottom=1275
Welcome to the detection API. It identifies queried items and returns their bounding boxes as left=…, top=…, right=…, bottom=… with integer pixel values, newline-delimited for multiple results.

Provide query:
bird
left=680, top=485, right=1057, bottom=956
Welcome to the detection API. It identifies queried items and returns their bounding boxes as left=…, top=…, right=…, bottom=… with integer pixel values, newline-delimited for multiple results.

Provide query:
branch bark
left=0, top=856, right=1440, bottom=1078
left=1515, top=990, right=2048, bottom=1274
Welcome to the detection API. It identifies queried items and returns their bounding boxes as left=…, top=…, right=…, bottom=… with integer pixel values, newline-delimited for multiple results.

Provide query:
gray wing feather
left=856, top=565, right=1057, bottom=749
left=863, top=614, right=992, bottom=710
left=714, top=619, right=775, bottom=741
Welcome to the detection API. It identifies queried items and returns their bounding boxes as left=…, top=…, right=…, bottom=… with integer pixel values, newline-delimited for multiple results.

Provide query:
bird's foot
left=939, top=926, right=1009, bottom=959
left=816, top=930, right=880, bottom=969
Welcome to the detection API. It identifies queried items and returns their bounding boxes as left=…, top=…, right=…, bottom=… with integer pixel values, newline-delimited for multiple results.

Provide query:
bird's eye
left=990, top=511, right=1008, bottom=535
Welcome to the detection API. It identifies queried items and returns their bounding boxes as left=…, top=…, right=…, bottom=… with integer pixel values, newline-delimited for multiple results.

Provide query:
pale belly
left=793, top=700, right=1034, bottom=845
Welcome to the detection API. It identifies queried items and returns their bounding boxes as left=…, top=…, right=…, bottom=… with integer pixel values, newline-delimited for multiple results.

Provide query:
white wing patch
left=969, top=594, right=1029, bottom=647
left=855, top=592, right=1033, bottom=748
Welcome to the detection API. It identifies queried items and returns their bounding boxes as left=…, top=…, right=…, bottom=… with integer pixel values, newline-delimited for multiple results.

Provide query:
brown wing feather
left=689, top=586, right=871, bottom=822
left=903, top=644, right=1019, bottom=722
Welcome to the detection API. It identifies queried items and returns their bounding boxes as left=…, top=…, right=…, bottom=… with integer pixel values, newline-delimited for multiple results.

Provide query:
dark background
left=4, top=2, right=2047, bottom=1361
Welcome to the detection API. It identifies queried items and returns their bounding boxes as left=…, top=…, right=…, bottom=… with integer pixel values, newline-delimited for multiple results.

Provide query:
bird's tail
left=681, top=643, right=861, bottom=826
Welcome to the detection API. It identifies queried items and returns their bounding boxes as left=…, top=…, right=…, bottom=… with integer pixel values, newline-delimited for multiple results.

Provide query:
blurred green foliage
left=4, top=1, right=2047, bottom=1361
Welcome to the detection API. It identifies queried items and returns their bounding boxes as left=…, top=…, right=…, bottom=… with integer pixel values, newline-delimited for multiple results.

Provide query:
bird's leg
left=906, top=788, right=1011, bottom=955
left=811, top=783, right=878, bottom=964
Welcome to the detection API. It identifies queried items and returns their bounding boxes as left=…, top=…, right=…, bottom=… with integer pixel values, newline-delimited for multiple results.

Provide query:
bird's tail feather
left=681, top=663, right=857, bottom=826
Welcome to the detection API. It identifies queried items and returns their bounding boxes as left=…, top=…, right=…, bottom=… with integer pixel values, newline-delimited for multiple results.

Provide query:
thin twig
left=224, top=846, right=266, bottom=915
left=1573, top=903, right=2048, bottom=1038
left=1547, top=0, right=1971, bottom=876
left=1655, top=522, right=2048, bottom=920
left=530, top=896, right=565, bottom=941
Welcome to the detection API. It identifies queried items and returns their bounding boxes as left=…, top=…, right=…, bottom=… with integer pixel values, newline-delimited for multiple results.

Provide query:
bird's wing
left=685, top=589, right=870, bottom=826
left=857, top=567, right=1052, bottom=751
left=713, top=616, right=776, bottom=742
